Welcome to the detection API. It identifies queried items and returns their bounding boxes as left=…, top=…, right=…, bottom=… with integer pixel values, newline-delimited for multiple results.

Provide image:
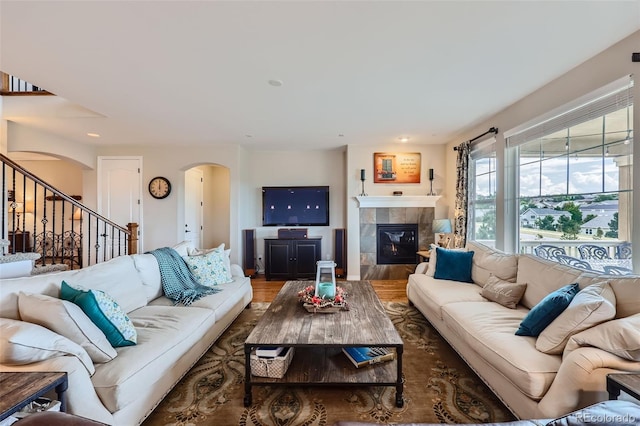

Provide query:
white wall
left=242, top=148, right=346, bottom=266
left=202, top=165, right=230, bottom=248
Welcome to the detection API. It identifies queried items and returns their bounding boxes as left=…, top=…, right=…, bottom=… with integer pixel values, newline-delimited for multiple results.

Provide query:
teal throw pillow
left=515, top=283, right=580, bottom=337
left=433, top=247, right=475, bottom=283
left=60, top=281, right=137, bottom=347
left=183, top=249, right=233, bottom=286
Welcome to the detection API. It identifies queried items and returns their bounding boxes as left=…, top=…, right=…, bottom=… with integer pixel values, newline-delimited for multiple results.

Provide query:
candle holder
left=427, top=168, right=436, bottom=196
left=359, top=169, right=368, bottom=196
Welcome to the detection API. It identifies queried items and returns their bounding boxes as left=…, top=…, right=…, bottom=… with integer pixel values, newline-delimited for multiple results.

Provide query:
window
left=507, top=76, right=633, bottom=273
left=469, top=137, right=497, bottom=247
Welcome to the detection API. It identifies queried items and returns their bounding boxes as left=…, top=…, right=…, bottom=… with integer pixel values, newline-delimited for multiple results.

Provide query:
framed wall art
left=373, top=152, right=421, bottom=184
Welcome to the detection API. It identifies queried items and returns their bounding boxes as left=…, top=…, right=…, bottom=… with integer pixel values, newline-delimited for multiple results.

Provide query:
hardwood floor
left=250, top=275, right=409, bottom=303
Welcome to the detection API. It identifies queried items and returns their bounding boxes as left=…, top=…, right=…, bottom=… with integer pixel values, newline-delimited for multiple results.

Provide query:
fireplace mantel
left=355, top=195, right=440, bottom=208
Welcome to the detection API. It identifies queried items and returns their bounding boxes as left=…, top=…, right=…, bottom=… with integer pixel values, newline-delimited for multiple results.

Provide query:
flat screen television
left=262, top=186, right=330, bottom=226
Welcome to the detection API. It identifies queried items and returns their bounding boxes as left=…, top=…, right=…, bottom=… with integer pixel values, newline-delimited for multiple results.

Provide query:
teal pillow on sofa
left=60, top=281, right=137, bottom=347
left=433, top=247, right=475, bottom=283
left=515, top=283, right=580, bottom=337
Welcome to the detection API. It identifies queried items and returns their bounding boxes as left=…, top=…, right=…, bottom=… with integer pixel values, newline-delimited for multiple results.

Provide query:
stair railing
left=1, top=153, right=136, bottom=270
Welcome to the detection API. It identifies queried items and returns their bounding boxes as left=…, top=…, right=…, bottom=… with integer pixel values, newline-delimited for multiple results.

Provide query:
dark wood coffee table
left=244, top=280, right=404, bottom=407
left=0, top=372, right=68, bottom=421
left=607, top=373, right=640, bottom=401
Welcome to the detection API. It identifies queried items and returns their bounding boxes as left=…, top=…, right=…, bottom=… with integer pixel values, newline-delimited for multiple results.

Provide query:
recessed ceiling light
left=398, top=136, right=410, bottom=143
left=87, top=133, right=100, bottom=138
left=268, top=79, right=283, bottom=87
left=338, top=134, right=344, bottom=137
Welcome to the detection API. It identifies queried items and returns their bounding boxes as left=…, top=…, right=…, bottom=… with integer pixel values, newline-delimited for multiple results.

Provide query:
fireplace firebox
left=376, top=224, right=419, bottom=265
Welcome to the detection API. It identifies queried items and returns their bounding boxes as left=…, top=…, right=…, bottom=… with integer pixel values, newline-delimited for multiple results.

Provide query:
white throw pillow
left=536, top=281, right=616, bottom=354
left=18, top=292, right=117, bottom=363
left=0, top=318, right=95, bottom=375
left=564, top=313, right=640, bottom=361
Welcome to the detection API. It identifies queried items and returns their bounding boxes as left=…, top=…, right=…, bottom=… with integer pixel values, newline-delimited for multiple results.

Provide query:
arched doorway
left=184, top=164, right=230, bottom=249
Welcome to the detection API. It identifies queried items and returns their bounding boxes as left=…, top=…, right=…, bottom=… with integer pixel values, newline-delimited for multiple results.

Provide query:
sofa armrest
left=536, top=347, right=640, bottom=418
left=1, top=357, right=114, bottom=425
left=414, top=262, right=429, bottom=275
left=230, top=264, right=245, bottom=277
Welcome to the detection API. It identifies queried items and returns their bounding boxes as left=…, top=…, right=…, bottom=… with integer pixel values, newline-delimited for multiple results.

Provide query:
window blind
left=506, top=75, right=633, bottom=148
left=470, top=136, right=496, bottom=159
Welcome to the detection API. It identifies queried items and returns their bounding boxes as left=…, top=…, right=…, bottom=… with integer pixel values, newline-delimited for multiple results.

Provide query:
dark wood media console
left=264, top=237, right=321, bottom=280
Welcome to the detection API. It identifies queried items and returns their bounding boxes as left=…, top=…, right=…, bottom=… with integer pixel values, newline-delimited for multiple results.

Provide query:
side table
left=0, top=372, right=68, bottom=421
left=607, top=373, right=640, bottom=401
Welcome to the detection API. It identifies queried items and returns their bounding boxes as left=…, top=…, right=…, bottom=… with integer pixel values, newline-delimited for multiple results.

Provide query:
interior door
left=97, top=157, right=142, bottom=260
left=184, top=167, right=203, bottom=249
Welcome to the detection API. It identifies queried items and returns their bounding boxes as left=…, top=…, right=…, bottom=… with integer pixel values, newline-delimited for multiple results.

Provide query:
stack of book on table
left=342, top=346, right=395, bottom=368
left=255, top=346, right=285, bottom=358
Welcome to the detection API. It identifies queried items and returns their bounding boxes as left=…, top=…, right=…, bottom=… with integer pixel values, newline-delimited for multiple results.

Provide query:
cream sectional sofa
left=406, top=241, right=640, bottom=420
left=0, top=243, right=253, bottom=425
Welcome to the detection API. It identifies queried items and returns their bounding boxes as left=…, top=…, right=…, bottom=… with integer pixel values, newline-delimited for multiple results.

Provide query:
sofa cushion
left=577, top=272, right=640, bottom=318
left=517, top=255, right=583, bottom=310
left=516, top=283, right=580, bottom=337
left=61, top=281, right=137, bottom=347
left=0, top=318, right=95, bottom=375
left=406, top=274, right=486, bottom=320
left=536, top=281, right=616, bottom=355
left=442, top=302, right=560, bottom=399
left=61, top=256, right=148, bottom=314
left=467, top=241, right=519, bottom=285
left=481, top=274, right=527, bottom=309
left=563, top=313, right=640, bottom=361
left=91, top=305, right=214, bottom=412
left=131, top=253, right=163, bottom=302
left=148, top=275, right=252, bottom=321
left=434, top=247, right=474, bottom=282
left=18, top=292, right=117, bottom=363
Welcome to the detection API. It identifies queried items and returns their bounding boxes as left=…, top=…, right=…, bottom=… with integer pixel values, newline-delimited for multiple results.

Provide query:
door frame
left=97, top=156, right=143, bottom=254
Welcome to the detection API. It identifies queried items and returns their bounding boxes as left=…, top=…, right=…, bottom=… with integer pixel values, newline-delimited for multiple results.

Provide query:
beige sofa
left=406, top=241, right=640, bottom=420
left=0, top=243, right=253, bottom=425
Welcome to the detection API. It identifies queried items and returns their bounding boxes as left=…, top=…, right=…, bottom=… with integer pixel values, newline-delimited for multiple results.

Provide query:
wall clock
left=149, top=176, right=171, bottom=199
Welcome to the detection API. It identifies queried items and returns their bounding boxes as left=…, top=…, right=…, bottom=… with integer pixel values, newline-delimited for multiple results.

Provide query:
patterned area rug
left=143, top=302, right=515, bottom=425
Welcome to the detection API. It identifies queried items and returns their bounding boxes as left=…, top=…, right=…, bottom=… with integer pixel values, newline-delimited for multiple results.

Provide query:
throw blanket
left=147, top=247, right=219, bottom=306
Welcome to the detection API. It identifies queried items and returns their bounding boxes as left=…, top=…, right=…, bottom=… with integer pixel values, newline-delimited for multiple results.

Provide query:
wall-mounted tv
left=262, top=186, right=330, bottom=226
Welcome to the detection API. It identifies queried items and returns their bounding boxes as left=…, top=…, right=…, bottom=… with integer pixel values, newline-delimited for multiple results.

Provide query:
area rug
left=143, top=302, right=516, bottom=425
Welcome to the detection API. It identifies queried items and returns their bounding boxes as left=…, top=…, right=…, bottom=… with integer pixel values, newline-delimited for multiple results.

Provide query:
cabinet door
left=265, top=240, right=292, bottom=280
left=294, top=240, right=321, bottom=278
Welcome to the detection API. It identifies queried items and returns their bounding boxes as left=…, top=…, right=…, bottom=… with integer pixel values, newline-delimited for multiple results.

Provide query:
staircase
left=1, top=73, right=137, bottom=271
left=1, top=153, right=137, bottom=271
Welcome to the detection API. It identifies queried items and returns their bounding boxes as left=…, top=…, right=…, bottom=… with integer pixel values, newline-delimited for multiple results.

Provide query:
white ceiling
left=1, top=1, right=639, bottom=151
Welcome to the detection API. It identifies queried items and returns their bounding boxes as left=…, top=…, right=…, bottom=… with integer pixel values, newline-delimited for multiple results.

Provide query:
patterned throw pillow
left=60, top=281, right=137, bottom=347
left=183, top=249, right=233, bottom=286
left=187, top=243, right=233, bottom=281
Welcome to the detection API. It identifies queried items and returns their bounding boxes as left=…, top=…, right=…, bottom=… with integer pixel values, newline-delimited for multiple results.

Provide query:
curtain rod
left=453, top=127, right=499, bottom=150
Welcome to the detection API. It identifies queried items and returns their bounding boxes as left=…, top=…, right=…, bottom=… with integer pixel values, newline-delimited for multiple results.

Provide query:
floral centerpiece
left=298, top=285, right=349, bottom=313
